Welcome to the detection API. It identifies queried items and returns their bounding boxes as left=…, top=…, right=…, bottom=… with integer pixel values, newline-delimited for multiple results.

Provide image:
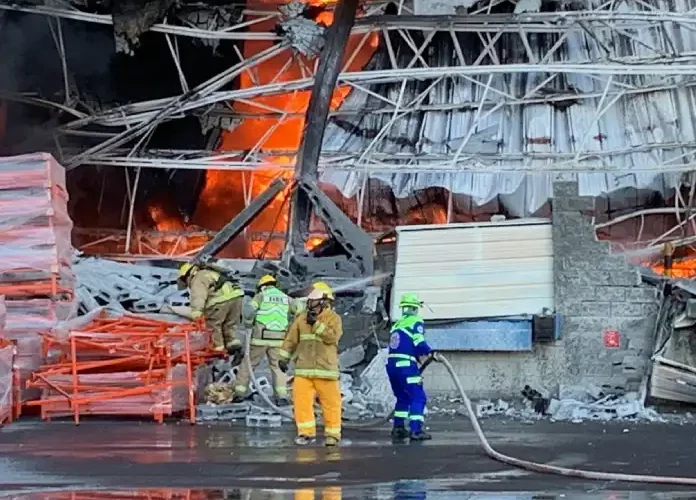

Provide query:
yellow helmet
left=258, top=274, right=276, bottom=288
left=309, top=281, right=334, bottom=301
left=179, top=262, right=196, bottom=278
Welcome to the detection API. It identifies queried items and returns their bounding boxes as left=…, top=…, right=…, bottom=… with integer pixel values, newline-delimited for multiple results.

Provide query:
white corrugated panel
left=390, top=219, right=554, bottom=320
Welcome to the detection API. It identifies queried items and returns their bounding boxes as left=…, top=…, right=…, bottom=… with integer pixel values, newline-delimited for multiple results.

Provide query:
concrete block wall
left=551, top=181, right=657, bottom=393
left=424, top=181, right=659, bottom=399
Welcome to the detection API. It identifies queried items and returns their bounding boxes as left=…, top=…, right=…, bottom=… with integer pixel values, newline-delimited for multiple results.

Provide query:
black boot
left=391, top=427, right=409, bottom=441
left=227, top=345, right=243, bottom=366
left=409, top=431, right=432, bottom=441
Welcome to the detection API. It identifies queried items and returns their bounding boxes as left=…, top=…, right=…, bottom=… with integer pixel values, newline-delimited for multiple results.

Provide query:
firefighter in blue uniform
left=386, top=292, right=438, bottom=441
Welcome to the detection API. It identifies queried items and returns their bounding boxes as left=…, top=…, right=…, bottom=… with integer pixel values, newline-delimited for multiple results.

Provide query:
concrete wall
left=425, top=181, right=659, bottom=399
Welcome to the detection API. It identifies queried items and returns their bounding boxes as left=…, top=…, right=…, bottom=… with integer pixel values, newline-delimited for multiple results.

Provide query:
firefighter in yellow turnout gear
left=279, top=282, right=343, bottom=447
left=234, top=275, right=291, bottom=405
left=176, top=263, right=244, bottom=356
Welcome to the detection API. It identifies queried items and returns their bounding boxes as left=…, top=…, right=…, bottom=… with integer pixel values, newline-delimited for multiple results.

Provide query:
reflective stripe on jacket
left=250, top=286, right=290, bottom=331
left=248, top=286, right=290, bottom=347
left=387, top=315, right=432, bottom=372
left=189, top=269, right=243, bottom=314
left=279, top=308, right=342, bottom=380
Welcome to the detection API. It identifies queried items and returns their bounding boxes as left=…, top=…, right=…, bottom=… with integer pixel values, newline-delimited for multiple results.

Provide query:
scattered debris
left=522, top=385, right=550, bottom=414
left=339, top=345, right=365, bottom=371
left=205, top=383, right=236, bottom=405
left=277, top=0, right=325, bottom=57
left=72, top=258, right=181, bottom=315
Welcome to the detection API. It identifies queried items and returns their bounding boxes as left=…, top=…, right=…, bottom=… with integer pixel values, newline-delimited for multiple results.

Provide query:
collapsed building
left=1, top=0, right=696, bottom=411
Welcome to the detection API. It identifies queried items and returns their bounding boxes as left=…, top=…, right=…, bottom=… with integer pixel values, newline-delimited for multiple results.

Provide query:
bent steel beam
left=286, top=0, right=359, bottom=257
left=194, top=177, right=288, bottom=262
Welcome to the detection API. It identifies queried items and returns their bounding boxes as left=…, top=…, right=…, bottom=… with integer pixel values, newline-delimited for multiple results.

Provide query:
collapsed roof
left=0, top=0, right=694, bottom=218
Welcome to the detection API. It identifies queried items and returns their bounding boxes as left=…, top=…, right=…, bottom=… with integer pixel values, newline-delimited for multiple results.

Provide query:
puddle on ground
left=3, top=488, right=696, bottom=500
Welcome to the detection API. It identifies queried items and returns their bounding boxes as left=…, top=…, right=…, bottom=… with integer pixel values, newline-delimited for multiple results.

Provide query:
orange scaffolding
left=27, top=314, right=220, bottom=424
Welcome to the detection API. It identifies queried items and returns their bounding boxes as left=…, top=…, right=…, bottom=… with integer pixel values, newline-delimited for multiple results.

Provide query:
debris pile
left=73, top=258, right=182, bottom=315
left=0, top=154, right=77, bottom=404
left=26, top=312, right=216, bottom=423
left=466, top=385, right=664, bottom=423
left=278, top=1, right=326, bottom=57
left=198, top=346, right=394, bottom=424
left=544, top=385, right=662, bottom=423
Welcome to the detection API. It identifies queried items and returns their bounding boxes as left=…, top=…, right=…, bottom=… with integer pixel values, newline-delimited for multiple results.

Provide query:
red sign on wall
left=603, top=329, right=620, bottom=348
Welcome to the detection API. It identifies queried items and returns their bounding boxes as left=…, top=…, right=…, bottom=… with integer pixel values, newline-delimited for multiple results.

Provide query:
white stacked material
left=0, top=154, right=77, bottom=404
left=73, top=257, right=184, bottom=314
left=0, top=341, right=13, bottom=424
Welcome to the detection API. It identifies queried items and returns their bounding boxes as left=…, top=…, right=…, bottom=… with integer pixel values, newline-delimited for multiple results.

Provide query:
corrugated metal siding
left=390, top=219, right=553, bottom=320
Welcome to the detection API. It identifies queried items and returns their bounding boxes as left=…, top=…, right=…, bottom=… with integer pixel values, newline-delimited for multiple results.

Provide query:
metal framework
left=6, top=0, right=696, bottom=255
left=4, top=1, right=696, bottom=173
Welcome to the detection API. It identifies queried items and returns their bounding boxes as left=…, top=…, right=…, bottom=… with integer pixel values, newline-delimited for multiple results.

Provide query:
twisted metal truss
left=4, top=0, right=696, bottom=174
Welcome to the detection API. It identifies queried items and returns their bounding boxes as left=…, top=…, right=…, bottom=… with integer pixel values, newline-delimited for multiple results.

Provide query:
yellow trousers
left=295, top=488, right=342, bottom=500
left=293, top=376, right=342, bottom=440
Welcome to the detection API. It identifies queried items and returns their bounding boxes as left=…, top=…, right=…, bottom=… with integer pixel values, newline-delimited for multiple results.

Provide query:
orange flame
left=148, top=203, right=185, bottom=232
left=191, top=7, right=378, bottom=258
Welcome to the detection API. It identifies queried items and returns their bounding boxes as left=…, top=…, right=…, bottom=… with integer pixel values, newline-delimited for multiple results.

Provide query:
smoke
left=0, top=11, right=115, bottom=154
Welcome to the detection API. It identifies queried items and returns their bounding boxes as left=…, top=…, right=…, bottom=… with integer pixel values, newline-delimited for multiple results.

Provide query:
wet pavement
left=2, top=418, right=696, bottom=497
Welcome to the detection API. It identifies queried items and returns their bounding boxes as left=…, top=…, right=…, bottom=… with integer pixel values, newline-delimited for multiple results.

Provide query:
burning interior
left=1, top=0, right=696, bottom=276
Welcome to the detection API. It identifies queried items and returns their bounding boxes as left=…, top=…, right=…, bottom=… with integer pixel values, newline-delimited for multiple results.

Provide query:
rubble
left=339, top=345, right=366, bottom=371
left=72, top=257, right=181, bottom=315
left=530, top=385, right=664, bottom=423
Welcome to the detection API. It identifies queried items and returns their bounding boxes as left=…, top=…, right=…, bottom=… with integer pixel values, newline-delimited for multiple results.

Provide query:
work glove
left=431, top=351, right=443, bottom=362
left=278, top=359, right=289, bottom=373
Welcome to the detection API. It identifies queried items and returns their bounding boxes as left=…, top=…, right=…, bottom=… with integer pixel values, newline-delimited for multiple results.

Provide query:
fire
left=650, top=258, right=696, bottom=279
left=306, top=236, right=324, bottom=251
left=147, top=203, right=185, bottom=232
left=191, top=6, right=378, bottom=259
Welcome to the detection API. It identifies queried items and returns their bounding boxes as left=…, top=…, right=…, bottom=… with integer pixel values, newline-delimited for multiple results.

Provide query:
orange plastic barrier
left=27, top=313, right=220, bottom=424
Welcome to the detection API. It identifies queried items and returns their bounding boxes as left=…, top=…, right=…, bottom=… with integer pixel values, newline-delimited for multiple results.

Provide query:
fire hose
left=243, top=333, right=696, bottom=485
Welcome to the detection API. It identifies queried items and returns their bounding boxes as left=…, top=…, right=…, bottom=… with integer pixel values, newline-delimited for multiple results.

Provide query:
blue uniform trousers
left=387, top=366, right=426, bottom=433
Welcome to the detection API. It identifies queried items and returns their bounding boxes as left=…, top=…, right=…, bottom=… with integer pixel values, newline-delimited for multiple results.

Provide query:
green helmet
left=399, top=292, right=422, bottom=309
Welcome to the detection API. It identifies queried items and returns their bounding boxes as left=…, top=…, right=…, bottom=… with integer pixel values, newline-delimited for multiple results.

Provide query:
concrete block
left=133, top=299, right=163, bottom=313
left=245, top=413, right=282, bottom=428
left=253, top=376, right=273, bottom=396
left=554, top=195, right=595, bottom=212
left=475, top=400, right=495, bottom=418
left=600, top=286, right=626, bottom=302
left=612, top=302, right=644, bottom=317
left=615, top=401, right=641, bottom=418
left=558, top=286, right=596, bottom=301
left=218, top=402, right=250, bottom=420
left=643, top=303, right=659, bottom=316
left=76, top=286, right=101, bottom=312
left=626, top=287, right=658, bottom=303
left=553, top=181, right=579, bottom=198
left=565, top=301, right=611, bottom=317
left=608, top=270, right=641, bottom=287
left=196, top=404, right=220, bottom=421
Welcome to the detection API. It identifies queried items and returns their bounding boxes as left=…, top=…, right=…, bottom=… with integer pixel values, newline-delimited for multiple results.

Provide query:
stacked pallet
left=28, top=313, right=216, bottom=423
left=0, top=154, right=77, bottom=405
left=0, top=297, right=19, bottom=425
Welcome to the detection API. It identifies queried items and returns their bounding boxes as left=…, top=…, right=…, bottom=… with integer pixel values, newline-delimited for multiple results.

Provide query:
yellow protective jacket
left=190, top=269, right=243, bottom=314
left=279, top=308, right=342, bottom=380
